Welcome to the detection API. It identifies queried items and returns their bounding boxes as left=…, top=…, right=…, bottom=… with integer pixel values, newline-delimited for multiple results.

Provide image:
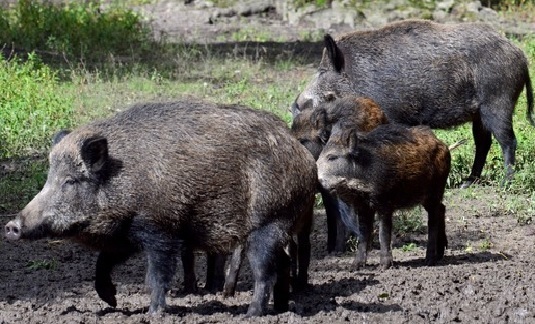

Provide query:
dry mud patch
left=2, top=189, right=535, bottom=323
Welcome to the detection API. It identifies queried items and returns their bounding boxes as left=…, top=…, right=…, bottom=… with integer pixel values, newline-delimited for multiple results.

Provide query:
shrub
left=0, top=53, right=74, bottom=159
left=0, top=0, right=151, bottom=62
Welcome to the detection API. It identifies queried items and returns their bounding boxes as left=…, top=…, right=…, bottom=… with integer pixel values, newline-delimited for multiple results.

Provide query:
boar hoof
left=379, top=255, right=393, bottom=270
left=353, top=252, right=367, bottom=270
left=222, top=283, right=236, bottom=297
left=95, top=281, right=117, bottom=307
left=291, top=275, right=310, bottom=293
left=245, top=302, right=263, bottom=317
left=352, top=259, right=366, bottom=270
left=182, top=281, right=198, bottom=294
left=460, top=176, right=479, bottom=189
left=425, top=256, right=437, bottom=266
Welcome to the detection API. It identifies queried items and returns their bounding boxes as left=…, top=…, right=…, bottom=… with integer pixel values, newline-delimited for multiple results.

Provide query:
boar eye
left=64, top=178, right=77, bottom=185
left=299, top=139, right=309, bottom=145
left=326, top=154, right=339, bottom=161
left=324, top=92, right=336, bottom=102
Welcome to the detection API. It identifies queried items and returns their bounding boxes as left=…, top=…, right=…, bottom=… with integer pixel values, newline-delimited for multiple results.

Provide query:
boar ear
left=52, top=129, right=71, bottom=146
left=324, top=34, right=345, bottom=73
left=311, top=109, right=330, bottom=144
left=81, top=136, right=108, bottom=173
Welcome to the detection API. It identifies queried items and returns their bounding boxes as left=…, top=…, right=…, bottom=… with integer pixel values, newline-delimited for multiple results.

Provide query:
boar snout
left=317, top=173, right=341, bottom=193
left=5, top=219, right=21, bottom=240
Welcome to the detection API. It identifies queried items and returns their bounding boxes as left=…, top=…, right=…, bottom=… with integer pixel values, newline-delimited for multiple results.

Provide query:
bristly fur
left=317, top=122, right=450, bottom=270
left=10, top=100, right=317, bottom=316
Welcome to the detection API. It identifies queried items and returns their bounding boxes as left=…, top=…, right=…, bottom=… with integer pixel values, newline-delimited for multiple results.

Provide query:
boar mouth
left=19, top=220, right=90, bottom=240
left=320, top=177, right=374, bottom=201
left=19, top=223, right=53, bottom=240
left=318, top=177, right=346, bottom=194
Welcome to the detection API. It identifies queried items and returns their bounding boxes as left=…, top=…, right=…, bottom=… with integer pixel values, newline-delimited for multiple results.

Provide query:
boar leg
left=273, top=247, right=291, bottom=313
left=145, top=245, right=179, bottom=313
left=321, top=189, right=343, bottom=253
left=335, top=211, right=349, bottom=252
left=377, top=211, right=393, bottom=270
left=489, top=114, right=517, bottom=187
left=462, top=115, right=492, bottom=188
left=353, top=205, right=374, bottom=269
left=424, top=202, right=447, bottom=265
left=437, top=203, right=448, bottom=260
left=205, top=253, right=226, bottom=292
left=246, top=224, right=284, bottom=317
left=287, top=239, right=297, bottom=289
left=223, top=244, right=245, bottom=297
left=181, top=247, right=197, bottom=294
left=95, top=250, right=135, bottom=307
left=295, top=210, right=313, bottom=291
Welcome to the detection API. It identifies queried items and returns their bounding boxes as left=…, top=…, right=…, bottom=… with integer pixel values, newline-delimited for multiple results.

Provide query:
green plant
left=465, top=242, right=474, bottom=252
left=400, top=242, right=418, bottom=252
left=231, top=28, right=273, bottom=42
left=393, top=207, right=424, bottom=235
left=346, top=235, right=358, bottom=253
left=26, top=259, right=57, bottom=271
left=0, top=53, right=74, bottom=160
left=298, top=29, right=325, bottom=42
left=479, top=238, right=492, bottom=251
left=0, top=0, right=152, bottom=62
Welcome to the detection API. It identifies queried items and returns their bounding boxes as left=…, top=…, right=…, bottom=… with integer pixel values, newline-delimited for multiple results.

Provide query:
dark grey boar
left=316, top=122, right=450, bottom=269
left=293, top=19, right=534, bottom=188
left=291, top=95, right=388, bottom=252
left=4, top=101, right=317, bottom=317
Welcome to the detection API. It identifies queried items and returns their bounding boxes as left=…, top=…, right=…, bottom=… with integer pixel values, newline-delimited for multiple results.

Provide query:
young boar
left=291, top=95, right=388, bottom=252
left=316, top=123, right=450, bottom=269
left=294, top=19, right=534, bottom=188
left=4, top=101, right=317, bottom=316
left=291, top=95, right=388, bottom=160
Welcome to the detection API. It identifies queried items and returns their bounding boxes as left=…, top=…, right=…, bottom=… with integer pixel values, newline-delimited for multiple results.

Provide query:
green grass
left=26, top=258, right=57, bottom=271
left=0, top=53, right=74, bottom=160
left=0, top=0, right=152, bottom=63
left=400, top=242, right=418, bottom=252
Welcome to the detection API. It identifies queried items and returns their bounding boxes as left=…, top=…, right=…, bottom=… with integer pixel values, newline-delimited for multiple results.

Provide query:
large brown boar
left=316, top=122, right=450, bottom=269
left=4, top=101, right=317, bottom=317
left=293, top=19, right=534, bottom=188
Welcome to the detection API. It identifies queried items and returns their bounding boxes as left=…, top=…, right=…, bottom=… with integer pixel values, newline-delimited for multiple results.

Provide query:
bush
left=0, top=53, right=74, bottom=159
left=0, top=0, right=152, bottom=62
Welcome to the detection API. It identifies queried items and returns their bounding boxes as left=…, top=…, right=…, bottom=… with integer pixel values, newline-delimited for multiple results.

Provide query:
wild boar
left=4, top=100, right=317, bottom=316
left=294, top=19, right=533, bottom=188
left=291, top=95, right=388, bottom=161
left=316, top=122, right=450, bottom=269
left=291, top=95, right=388, bottom=252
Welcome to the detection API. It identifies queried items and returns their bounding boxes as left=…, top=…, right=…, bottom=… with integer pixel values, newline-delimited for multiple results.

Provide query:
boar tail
left=448, top=139, right=467, bottom=152
left=526, top=73, right=534, bottom=127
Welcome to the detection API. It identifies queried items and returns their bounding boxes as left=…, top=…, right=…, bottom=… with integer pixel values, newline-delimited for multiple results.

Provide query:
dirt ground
left=2, top=196, right=535, bottom=324
left=2, top=1, right=535, bottom=323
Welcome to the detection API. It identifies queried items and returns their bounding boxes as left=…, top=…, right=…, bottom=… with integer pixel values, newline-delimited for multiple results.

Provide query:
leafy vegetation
left=400, top=242, right=418, bottom=252
left=26, top=258, right=57, bottom=271
left=0, top=53, right=74, bottom=160
left=0, top=0, right=151, bottom=63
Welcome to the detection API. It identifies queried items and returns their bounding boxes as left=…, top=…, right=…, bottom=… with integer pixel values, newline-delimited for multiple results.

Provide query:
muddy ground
left=2, top=1, right=535, bottom=323
left=2, top=192, right=535, bottom=323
